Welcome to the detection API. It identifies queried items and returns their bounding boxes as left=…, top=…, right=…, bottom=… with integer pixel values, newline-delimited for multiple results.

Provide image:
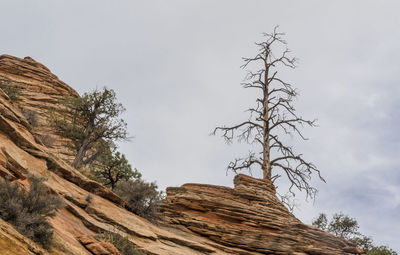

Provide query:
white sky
left=1, top=0, right=399, bottom=251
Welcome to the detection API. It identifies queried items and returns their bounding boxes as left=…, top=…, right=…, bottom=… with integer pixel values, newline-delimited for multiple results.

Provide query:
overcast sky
left=1, top=0, right=399, bottom=250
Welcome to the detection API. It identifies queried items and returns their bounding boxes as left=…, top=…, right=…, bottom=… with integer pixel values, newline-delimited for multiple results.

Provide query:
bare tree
left=213, top=27, right=324, bottom=199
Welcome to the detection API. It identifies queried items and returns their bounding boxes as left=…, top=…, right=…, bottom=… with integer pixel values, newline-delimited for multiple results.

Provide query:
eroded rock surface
left=0, top=55, right=363, bottom=255
left=0, top=218, right=49, bottom=255
left=162, top=175, right=363, bottom=255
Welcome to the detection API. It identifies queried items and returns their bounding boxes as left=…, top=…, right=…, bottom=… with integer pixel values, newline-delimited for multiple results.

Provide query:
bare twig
left=213, top=26, right=324, bottom=204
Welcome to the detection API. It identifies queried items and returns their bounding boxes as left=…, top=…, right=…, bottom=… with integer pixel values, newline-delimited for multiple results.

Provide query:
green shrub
left=368, top=246, right=398, bottom=255
left=313, top=213, right=398, bottom=254
left=0, top=177, right=64, bottom=249
left=0, top=80, right=21, bottom=101
left=115, top=179, right=164, bottom=221
left=97, top=232, right=146, bottom=255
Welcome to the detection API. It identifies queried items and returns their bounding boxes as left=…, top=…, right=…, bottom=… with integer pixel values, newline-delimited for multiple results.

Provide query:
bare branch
left=213, top=26, right=323, bottom=203
left=212, top=121, right=263, bottom=143
left=227, top=152, right=263, bottom=174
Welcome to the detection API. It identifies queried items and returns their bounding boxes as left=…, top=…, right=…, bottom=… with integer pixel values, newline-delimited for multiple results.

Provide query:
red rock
left=78, top=235, right=120, bottom=255
left=162, top=174, right=362, bottom=254
left=0, top=165, right=15, bottom=180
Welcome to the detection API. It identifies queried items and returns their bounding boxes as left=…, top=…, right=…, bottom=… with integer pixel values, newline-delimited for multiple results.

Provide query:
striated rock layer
left=0, top=55, right=363, bottom=254
left=0, top=54, right=79, bottom=162
left=163, top=175, right=363, bottom=254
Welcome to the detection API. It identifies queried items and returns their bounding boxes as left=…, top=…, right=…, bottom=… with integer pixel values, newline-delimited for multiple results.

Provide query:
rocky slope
left=163, top=174, right=363, bottom=255
left=0, top=55, right=363, bottom=255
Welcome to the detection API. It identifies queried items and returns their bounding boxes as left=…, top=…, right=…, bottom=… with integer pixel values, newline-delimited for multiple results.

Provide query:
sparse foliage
left=38, top=134, right=56, bottom=148
left=313, top=213, right=398, bottom=254
left=115, top=179, right=164, bottom=221
left=22, top=108, right=39, bottom=127
left=90, top=144, right=141, bottom=190
left=0, top=79, right=21, bottom=101
left=0, top=177, right=64, bottom=249
left=48, top=87, right=128, bottom=168
left=84, top=194, right=93, bottom=209
left=213, top=26, right=323, bottom=200
left=0, top=80, right=21, bottom=101
left=312, top=212, right=328, bottom=230
left=368, top=246, right=398, bottom=255
left=97, top=232, right=146, bottom=255
left=326, top=213, right=360, bottom=239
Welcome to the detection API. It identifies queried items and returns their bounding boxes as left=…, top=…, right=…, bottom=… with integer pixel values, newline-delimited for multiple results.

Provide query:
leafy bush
left=0, top=80, right=21, bottom=101
left=0, top=177, right=64, bottom=249
left=97, top=232, right=146, bottom=255
left=115, top=179, right=164, bottom=221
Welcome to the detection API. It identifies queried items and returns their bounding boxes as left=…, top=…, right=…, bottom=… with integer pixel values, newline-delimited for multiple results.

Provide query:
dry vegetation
left=0, top=176, right=64, bottom=250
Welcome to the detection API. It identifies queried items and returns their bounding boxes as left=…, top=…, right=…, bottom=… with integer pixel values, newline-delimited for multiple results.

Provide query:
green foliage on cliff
left=48, top=87, right=128, bottom=169
left=115, top=179, right=164, bottom=221
left=313, top=213, right=397, bottom=255
left=0, top=79, right=21, bottom=101
left=90, top=144, right=141, bottom=190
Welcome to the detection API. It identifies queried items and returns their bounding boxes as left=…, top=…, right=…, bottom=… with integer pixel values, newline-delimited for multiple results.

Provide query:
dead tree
left=213, top=27, right=324, bottom=199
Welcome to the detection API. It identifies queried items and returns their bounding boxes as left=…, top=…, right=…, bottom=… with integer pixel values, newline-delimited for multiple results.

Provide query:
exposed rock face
left=0, top=54, right=79, bottom=162
left=163, top=174, right=363, bottom=255
left=77, top=235, right=121, bottom=255
left=0, top=218, right=48, bottom=255
left=0, top=55, right=363, bottom=254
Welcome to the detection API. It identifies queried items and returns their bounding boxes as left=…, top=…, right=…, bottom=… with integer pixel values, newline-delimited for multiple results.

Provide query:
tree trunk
left=71, top=137, right=90, bottom=168
left=263, top=60, right=271, bottom=180
left=71, top=122, right=94, bottom=169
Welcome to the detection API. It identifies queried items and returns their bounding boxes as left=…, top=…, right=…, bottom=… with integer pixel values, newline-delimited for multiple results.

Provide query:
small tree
left=313, top=212, right=363, bottom=241
left=313, top=212, right=398, bottom=254
left=213, top=27, right=324, bottom=199
left=368, top=246, right=398, bottom=255
left=49, top=87, right=128, bottom=168
left=312, top=212, right=328, bottom=230
left=91, top=144, right=141, bottom=190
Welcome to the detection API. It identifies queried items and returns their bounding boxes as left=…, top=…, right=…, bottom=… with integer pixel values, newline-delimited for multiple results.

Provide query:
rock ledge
left=162, top=174, right=363, bottom=255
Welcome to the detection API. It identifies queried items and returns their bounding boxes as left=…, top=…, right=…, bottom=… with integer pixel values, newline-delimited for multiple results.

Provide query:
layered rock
left=162, top=174, right=363, bottom=255
left=0, top=54, right=79, bottom=161
left=0, top=55, right=363, bottom=255
left=0, top=218, right=48, bottom=255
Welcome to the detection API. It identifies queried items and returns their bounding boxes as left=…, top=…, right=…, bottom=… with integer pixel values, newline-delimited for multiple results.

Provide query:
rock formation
left=0, top=55, right=363, bottom=254
left=163, top=174, right=363, bottom=255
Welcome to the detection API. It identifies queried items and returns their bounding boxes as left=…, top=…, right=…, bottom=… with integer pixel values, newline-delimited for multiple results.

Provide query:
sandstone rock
left=77, top=235, right=121, bottom=255
left=0, top=54, right=79, bottom=162
left=162, top=174, right=364, bottom=255
left=0, top=165, right=15, bottom=180
left=0, top=218, right=48, bottom=255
